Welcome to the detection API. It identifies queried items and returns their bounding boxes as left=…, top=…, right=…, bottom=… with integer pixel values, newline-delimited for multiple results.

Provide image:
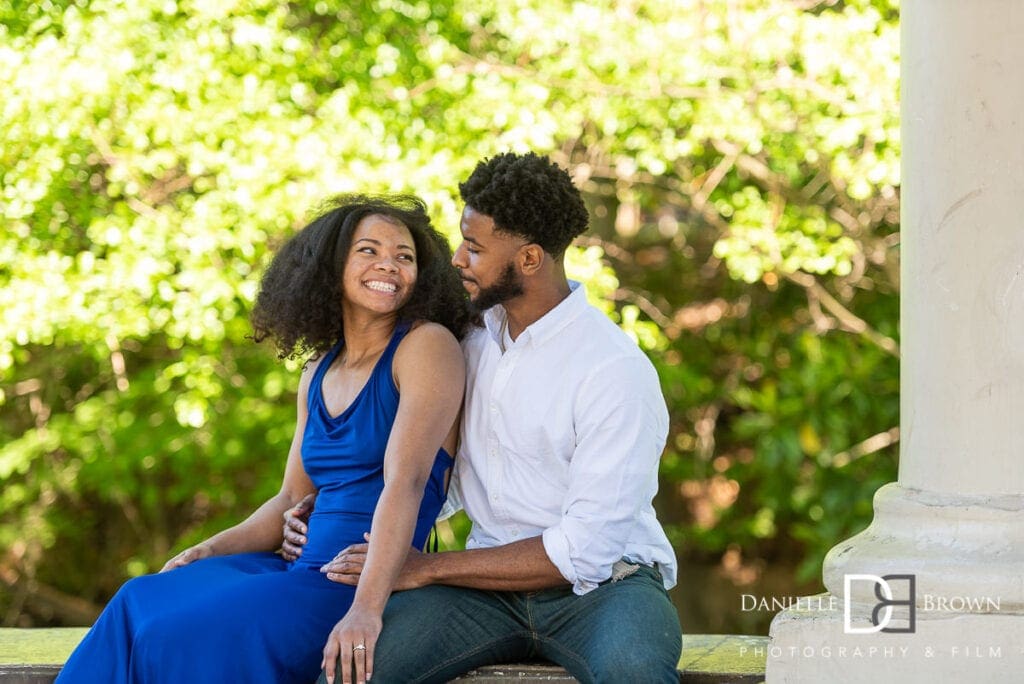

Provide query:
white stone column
left=767, top=1, right=1024, bottom=680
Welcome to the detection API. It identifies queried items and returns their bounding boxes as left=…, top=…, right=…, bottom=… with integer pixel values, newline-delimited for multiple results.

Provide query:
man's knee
left=569, top=569, right=681, bottom=683
left=372, top=585, right=527, bottom=683
left=369, top=587, right=456, bottom=682
left=586, top=633, right=681, bottom=684
left=366, top=644, right=420, bottom=683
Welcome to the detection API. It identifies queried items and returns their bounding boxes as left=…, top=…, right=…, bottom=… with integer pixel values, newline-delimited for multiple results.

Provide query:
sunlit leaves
left=1, top=0, right=901, bottom=622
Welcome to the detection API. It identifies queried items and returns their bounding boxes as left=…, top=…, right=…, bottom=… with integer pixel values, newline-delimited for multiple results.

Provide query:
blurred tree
left=0, top=0, right=898, bottom=629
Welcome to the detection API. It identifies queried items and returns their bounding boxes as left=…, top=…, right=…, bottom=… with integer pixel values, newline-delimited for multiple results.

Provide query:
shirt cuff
left=542, top=527, right=600, bottom=596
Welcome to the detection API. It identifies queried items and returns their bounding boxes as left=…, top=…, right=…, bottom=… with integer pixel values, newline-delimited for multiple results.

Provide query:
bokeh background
left=0, top=0, right=900, bottom=635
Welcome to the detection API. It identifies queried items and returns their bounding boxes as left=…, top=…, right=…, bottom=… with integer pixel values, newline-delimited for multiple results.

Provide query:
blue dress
left=57, top=321, right=452, bottom=683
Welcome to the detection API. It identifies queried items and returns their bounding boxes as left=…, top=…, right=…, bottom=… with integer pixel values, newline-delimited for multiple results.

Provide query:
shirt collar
left=483, top=280, right=589, bottom=348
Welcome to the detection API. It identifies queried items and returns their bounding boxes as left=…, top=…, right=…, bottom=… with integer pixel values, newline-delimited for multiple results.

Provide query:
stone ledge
left=0, top=629, right=767, bottom=683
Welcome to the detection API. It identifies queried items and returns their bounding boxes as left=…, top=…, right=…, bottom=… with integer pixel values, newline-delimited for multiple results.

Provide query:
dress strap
left=371, top=319, right=413, bottom=393
left=306, top=340, right=345, bottom=410
left=382, top=319, right=412, bottom=358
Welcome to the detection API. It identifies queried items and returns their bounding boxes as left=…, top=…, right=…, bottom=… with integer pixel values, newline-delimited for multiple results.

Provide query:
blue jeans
left=320, top=564, right=681, bottom=683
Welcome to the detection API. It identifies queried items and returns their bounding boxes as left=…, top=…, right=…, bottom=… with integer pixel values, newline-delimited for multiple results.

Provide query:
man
left=292, top=152, right=681, bottom=683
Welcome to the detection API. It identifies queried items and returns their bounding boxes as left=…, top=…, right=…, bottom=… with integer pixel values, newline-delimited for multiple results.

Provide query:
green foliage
left=1, top=0, right=900, bottom=628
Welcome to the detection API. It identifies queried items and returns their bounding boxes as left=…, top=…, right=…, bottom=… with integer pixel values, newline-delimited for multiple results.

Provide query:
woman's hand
left=160, top=542, right=213, bottom=572
left=321, top=606, right=382, bottom=684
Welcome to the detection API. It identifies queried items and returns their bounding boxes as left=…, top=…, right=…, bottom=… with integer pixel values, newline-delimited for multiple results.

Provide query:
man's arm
left=538, top=354, right=669, bottom=594
left=323, top=535, right=567, bottom=591
left=281, top=493, right=316, bottom=561
left=324, top=351, right=668, bottom=594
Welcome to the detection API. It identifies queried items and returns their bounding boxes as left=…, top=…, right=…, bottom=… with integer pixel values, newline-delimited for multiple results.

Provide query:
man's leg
left=319, top=584, right=533, bottom=684
left=531, top=565, right=682, bottom=684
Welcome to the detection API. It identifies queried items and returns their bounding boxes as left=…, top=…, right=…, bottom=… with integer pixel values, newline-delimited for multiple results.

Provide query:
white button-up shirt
left=445, top=281, right=677, bottom=595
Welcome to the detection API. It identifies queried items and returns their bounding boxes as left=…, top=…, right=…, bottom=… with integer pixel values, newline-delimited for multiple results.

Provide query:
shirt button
left=491, top=493, right=499, bottom=501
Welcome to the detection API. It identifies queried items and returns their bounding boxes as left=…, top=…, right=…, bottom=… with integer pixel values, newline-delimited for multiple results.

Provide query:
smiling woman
left=343, top=216, right=419, bottom=317
left=252, top=195, right=471, bottom=359
left=53, top=194, right=471, bottom=684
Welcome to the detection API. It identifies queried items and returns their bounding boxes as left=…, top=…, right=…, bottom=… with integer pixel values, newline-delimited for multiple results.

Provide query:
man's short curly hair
left=251, top=194, right=471, bottom=359
left=458, top=152, right=589, bottom=256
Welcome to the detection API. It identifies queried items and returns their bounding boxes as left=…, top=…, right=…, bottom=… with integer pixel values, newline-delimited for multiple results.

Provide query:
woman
left=56, top=195, right=470, bottom=684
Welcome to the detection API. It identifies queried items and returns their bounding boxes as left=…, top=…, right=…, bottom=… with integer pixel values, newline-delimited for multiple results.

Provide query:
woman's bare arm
left=162, top=360, right=320, bottom=570
left=320, top=322, right=465, bottom=683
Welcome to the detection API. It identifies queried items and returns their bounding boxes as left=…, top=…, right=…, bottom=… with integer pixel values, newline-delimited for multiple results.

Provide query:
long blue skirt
left=56, top=553, right=354, bottom=683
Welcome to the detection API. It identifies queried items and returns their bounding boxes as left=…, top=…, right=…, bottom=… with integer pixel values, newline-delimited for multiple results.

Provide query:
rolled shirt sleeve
left=541, top=357, right=669, bottom=594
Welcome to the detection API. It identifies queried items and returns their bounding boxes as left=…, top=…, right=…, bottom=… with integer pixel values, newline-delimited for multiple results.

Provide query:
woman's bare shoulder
left=394, top=322, right=464, bottom=379
left=402, top=321, right=461, bottom=353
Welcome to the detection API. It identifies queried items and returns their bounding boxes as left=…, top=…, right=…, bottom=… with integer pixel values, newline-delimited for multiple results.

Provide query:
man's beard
left=470, top=262, right=524, bottom=313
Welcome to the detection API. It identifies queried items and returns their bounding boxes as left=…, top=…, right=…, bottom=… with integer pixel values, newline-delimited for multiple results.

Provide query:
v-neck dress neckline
left=317, top=321, right=408, bottom=422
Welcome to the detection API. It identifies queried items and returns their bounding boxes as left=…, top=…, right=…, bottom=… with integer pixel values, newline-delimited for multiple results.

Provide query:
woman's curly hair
left=458, top=152, right=589, bottom=256
left=251, top=194, right=471, bottom=359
